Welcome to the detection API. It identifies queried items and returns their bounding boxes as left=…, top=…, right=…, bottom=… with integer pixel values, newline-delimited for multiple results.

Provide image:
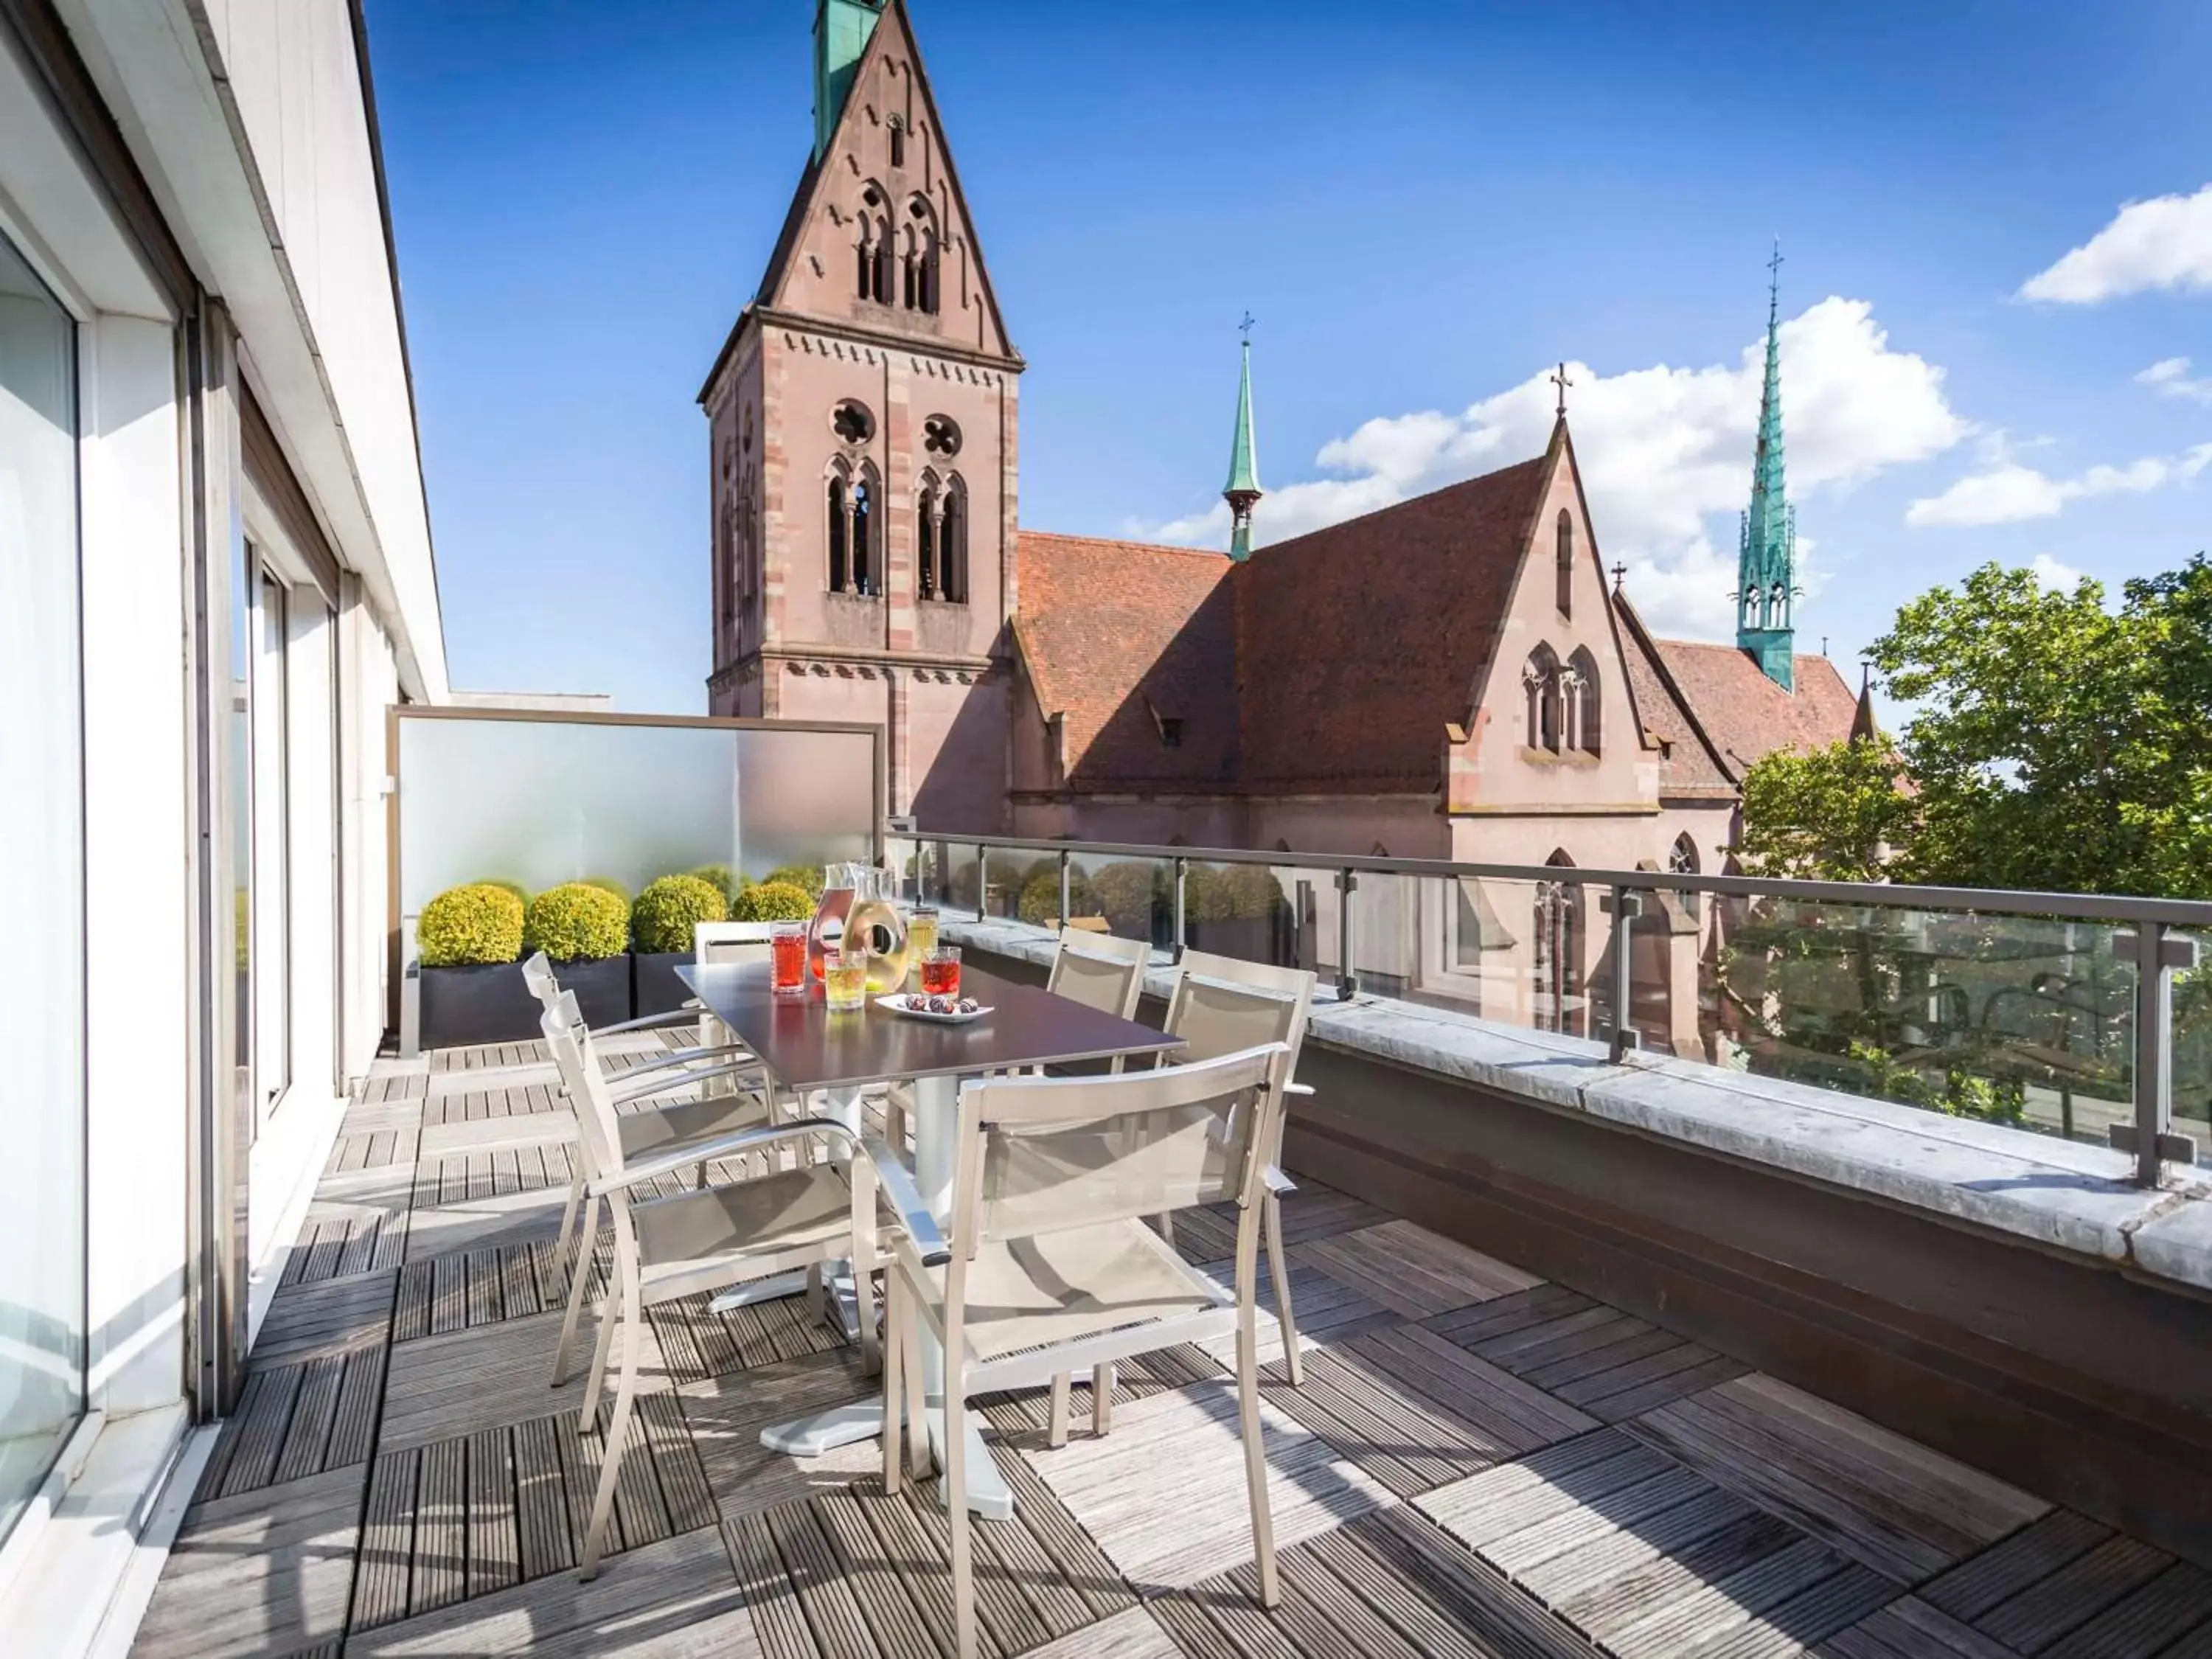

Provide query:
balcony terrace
left=127, top=1014, right=2212, bottom=1658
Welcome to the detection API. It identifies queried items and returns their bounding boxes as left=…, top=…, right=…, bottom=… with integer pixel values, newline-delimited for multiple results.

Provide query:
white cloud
left=2020, top=184, right=2212, bottom=303
left=2138, top=355, right=2212, bottom=403
left=2029, top=552, right=2086, bottom=592
left=1905, top=442, right=2212, bottom=527
left=1144, top=297, right=1966, bottom=642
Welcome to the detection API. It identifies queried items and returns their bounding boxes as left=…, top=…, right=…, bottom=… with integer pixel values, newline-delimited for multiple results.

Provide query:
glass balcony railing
left=891, top=831, right=2212, bottom=1188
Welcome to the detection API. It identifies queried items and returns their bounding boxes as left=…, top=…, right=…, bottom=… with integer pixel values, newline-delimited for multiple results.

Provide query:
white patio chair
left=881, top=1043, right=1290, bottom=1658
left=691, top=920, right=778, bottom=1079
left=522, top=949, right=757, bottom=1093
left=1157, top=949, right=1317, bottom=1389
left=541, top=1001, right=945, bottom=1579
left=883, top=925, right=1152, bottom=1155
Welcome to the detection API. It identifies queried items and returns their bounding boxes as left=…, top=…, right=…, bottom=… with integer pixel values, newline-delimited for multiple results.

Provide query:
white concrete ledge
left=945, top=915, right=2212, bottom=1299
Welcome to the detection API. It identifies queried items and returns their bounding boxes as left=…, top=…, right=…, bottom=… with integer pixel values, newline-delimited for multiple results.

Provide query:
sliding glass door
left=0, top=232, right=86, bottom=1546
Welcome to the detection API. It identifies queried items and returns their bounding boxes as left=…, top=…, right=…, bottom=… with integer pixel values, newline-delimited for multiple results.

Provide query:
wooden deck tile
left=1424, top=1284, right=1742, bottom=1425
left=346, top=1526, right=756, bottom=1656
left=1346, top=1321, right=1601, bottom=1454
left=680, top=1348, right=880, bottom=1523
left=253, top=1268, right=397, bottom=1366
left=1815, top=1596, right=2024, bottom=1658
left=1023, top=1378, right=1392, bottom=1595
left=1293, top=1218, right=1543, bottom=1320
left=1258, top=1341, right=1511, bottom=1500
left=1189, top=1256, right=1394, bottom=1369
left=131, top=1464, right=366, bottom=1659
left=380, top=1308, right=672, bottom=1453
left=1624, top=1374, right=2047, bottom=1587
left=1021, top=1606, right=1182, bottom=1658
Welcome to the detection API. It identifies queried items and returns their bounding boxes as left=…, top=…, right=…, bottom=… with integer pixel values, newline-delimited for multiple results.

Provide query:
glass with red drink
left=771, top=922, right=807, bottom=993
left=918, top=945, right=961, bottom=1000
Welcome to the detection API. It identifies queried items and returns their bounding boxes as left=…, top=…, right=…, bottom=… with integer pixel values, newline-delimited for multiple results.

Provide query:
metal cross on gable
left=1551, top=361, right=1573, bottom=418
left=1239, top=310, right=1256, bottom=343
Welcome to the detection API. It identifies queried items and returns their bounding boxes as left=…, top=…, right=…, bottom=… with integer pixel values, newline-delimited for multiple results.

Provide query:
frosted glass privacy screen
left=398, top=714, right=877, bottom=915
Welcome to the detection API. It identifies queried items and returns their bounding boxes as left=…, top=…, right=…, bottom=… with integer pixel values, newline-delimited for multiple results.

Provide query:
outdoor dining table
left=675, top=956, right=1183, bottom=1518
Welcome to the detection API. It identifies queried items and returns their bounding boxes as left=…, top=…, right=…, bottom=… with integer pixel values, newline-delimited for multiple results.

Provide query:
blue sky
left=368, top=0, right=2212, bottom=714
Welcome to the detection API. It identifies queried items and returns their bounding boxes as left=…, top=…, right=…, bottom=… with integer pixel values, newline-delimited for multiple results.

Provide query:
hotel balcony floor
left=129, top=1034, right=2212, bottom=1658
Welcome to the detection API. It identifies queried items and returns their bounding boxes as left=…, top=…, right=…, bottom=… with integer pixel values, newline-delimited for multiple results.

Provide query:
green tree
left=1735, top=736, right=1914, bottom=883
left=1871, top=556, right=2212, bottom=900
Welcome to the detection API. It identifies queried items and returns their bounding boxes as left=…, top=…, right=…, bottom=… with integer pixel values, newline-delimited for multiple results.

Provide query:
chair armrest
left=610, top=1059, right=763, bottom=1105
left=859, top=1137, right=950, bottom=1267
left=1284, top=1082, right=1314, bottom=1097
left=613, top=1040, right=755, bottom=1077
left=589, top=1116, right=853, bottom=1197
left=588, top=1007, right=701, bottom=1036
left=1263, top=1164, right=1298, bottom=1196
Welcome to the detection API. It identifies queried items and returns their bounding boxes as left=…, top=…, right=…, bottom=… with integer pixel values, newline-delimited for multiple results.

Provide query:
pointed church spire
left=1736, top=240, right=1798, bottom=691
left=1850, top=663, right=1878, bottom=744
left=1223, top=317, right=1262, bottom=562
left=813, top=0, right=886, bottom=162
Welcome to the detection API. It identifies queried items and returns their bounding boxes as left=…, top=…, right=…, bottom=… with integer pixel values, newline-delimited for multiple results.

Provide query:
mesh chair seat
left=632, top=1166, right=852, bottom=1295
left=616, top=1092, right=771, bottom=1161
left=911, top=1217, right=1228, bottom=1366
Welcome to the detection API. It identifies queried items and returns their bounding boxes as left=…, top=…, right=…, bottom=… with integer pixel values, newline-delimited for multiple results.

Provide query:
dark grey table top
left=675, top=961, right=1183, bottom=1093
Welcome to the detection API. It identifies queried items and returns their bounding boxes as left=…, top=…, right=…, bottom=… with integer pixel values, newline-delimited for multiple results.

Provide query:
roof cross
left=1551, top=361, right=1573, bottom=419
left=1238, top=310, right=1256, bottom=344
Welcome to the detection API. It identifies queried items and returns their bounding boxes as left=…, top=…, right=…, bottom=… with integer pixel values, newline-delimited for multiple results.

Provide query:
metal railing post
left=1172, top=857, right=1189, bottom=955
left=2115, top=922, right=2200, bottom=1184
left=975, top=842, right=988, bottom=918
left=1607, top=886, right=1644, bottom=1063
left=1336, top=868, right=1358, bottom=1001
left=1057, top=849, right=1071, bottom=931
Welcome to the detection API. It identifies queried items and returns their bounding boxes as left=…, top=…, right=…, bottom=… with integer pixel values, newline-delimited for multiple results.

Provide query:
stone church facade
left=701, top=0, right=1865, bottom=1050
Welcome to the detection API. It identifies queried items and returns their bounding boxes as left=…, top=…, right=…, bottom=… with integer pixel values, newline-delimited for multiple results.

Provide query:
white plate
left=876, top=994, right=992, bottom=1023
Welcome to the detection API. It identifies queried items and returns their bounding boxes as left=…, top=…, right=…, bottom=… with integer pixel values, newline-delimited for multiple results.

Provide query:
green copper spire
left=1736, top=240, right=1797, bottom=691
left=1223, top=319, right=1262, bottom=561
left=813, top=0, right=886, bottom=163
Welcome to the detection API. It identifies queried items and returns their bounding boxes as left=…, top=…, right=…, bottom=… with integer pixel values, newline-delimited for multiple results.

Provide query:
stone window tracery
left=902, top=197, right=940, bottom=315
left=1568, top=645, right=1601, bottom=754
left=1557, top=509, right=1575, bottom=618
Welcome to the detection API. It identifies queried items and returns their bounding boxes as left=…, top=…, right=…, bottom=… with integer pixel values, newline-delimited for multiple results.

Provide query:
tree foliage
left=1871, top=556, right=2212, bottom=900
left=1735, top=737, right=1913, bottom=884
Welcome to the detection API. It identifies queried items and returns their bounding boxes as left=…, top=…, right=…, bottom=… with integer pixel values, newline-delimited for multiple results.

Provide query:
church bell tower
left=1736, top=243, right=1797, bottom=690
left=1222, top=321, right=1262, bottom=562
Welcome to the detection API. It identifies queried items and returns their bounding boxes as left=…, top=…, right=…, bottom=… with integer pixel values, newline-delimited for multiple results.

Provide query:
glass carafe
left=846, top=867, right=913, bottom=994
left=806, top=861, right=861, bottom=983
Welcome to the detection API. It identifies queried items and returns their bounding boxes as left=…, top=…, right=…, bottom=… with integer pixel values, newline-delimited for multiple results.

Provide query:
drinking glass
left=919, top=945, right=961, bottom=1000
left=906, top=905, right=939, bottom=981
left=824, top=942, right=870, bottom=1012
left=771, top=922, right=807, bottom=993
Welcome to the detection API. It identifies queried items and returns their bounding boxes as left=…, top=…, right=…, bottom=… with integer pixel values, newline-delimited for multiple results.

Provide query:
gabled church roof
left=1646, top=637, right=1859, bottom=782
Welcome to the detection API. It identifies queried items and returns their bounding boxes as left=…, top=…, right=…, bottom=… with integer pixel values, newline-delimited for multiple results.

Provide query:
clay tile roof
left=1233, top=457, right=1553, bottom=790
left=1650, top=638, right=1860, bottom=782
left=1014, top=531, right=1237, bottom=786
left=1612, top=598, right=1734, bottom=797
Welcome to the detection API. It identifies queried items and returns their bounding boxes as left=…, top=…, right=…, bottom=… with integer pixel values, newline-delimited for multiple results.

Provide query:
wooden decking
left=130, top=1037, right=2212, bottom=1658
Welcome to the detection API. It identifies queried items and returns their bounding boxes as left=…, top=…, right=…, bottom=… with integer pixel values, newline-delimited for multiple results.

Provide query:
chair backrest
left=540, top=995, right=622, bottom=1185
left=522, top=950, right=560, bottom=1011
left=952, top=1043, right=1287, bottom=1249
left=1163, top=949, right=1315, bottom=1074
left=694, top=920, right=777, bottom=966
left=1044, top=928, right=1150, bottom=1022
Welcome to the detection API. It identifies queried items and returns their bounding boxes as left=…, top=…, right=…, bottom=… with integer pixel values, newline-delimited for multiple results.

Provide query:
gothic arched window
left=851, top=467, right=877, bottom=594
left=902, top=198, right=939, bottom=314
left=939, top=473, right=967, bottom=602
left=1556, top=509, right=1574, bottom=618
left=1534, top=850, right=1582, bottom=1036
left=916, top=472, right=939, bottom=599
left=1568, top=646, right=1601, bottom=754
left=827, top=471, right=850, bottom=592
left=1524, top=644, right=1562, bottom=752
left=855, top=186, right=893, bottom=303
left=1669, top=833, right=1699, bottom=875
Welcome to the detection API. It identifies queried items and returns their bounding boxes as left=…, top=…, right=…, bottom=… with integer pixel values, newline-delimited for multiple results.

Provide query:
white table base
left=752, top=1074, right=1012, bottom=1519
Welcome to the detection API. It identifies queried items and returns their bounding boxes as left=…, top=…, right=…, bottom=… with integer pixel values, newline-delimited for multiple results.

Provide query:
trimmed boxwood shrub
left=1091, top=861, right=1169, bottom=939
left=632, top=874, right=728, bottom=954
left=578, top=876, right=629, bottom=905
left=1187, top=864, right=1287, bottom=921
left=524, top=881, right=630, bottom=961
left=420, top=883, right=525, bottom=967
left=686, top=863, right=747, bottom=913
left=1017, top=866, right=1099, bottom=928
left=764, top=863, right=828, bottom=902
left=732, top=879, right=814, bottom=922
left=481, top=878, right=529, bottom=906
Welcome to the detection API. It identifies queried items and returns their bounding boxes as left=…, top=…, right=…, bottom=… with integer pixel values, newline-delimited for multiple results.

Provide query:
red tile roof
left=1233, top=458, right=1553, bottom=790
left=1613, top=598, right=1736, bottom=798
left=1649, top=638, right=1860, bottom=782
left=1013, top=532, right=1237, bottom=787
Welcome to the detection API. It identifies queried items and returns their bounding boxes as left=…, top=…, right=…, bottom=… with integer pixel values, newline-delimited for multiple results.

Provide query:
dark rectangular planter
left=418, top=955, right=633, bottom=1051
left=632, top=950, right=697, bottom=1020
left=418, top=961, right=541, bottom=1049
left=554, top=954, right=633, bottom=1029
